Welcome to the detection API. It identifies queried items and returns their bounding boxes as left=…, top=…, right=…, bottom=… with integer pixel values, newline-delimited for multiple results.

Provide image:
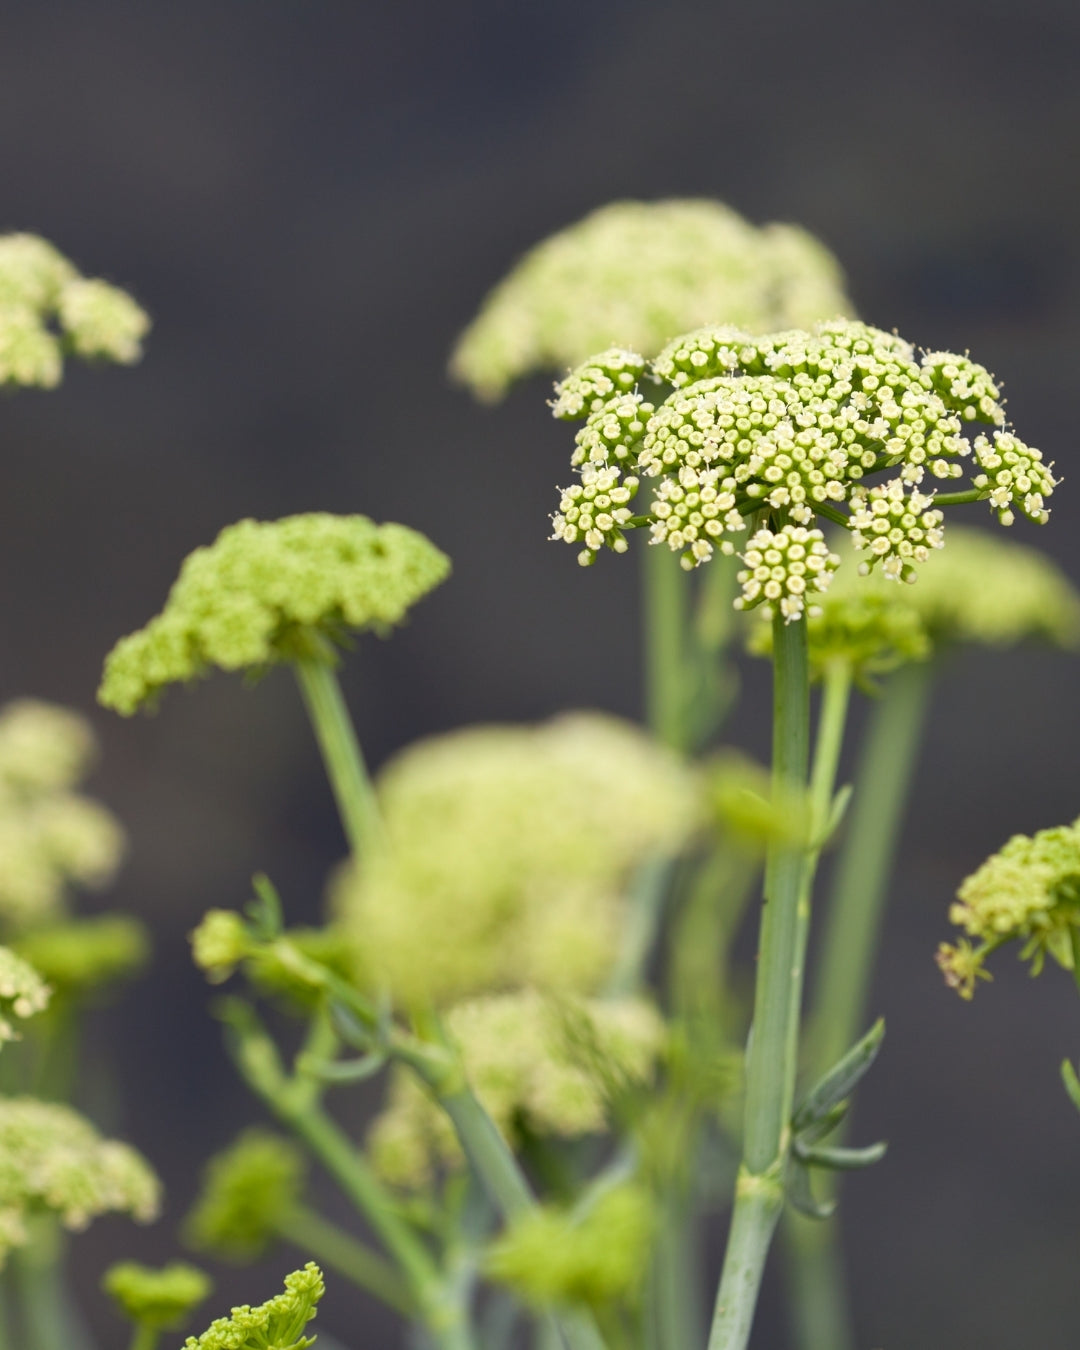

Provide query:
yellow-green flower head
left=550, top=321, right=1056, bottom=597
left=13, top=914, right=148, bottom=996
left=182, top=1263, right=324, bottom=1350
left=0, top=945, right=50, bottom=1045
left=0, top=794, right=125, bottom=931
left=184, top=1129, right=304, bottom=1261
left=368, top=990, right=664, bottom=1188
left=450, top=200, right=852, bottom=401
left=938, top=818, right=1080, bottom=998
left=334, top=713, right=699, bottom=1007
left=191, top=910, right=253, bottom=985
left=0, top=234, right=148, bottom=387
left=0, top=1097, right=159, bottom=1262
left=99, top=514, right=451, bottom=716
left=485, top=1182, right=654, bottom=1309
left=0, top=700, right=97, bottom=794
left=103, top=1261, right=212, bottom=1332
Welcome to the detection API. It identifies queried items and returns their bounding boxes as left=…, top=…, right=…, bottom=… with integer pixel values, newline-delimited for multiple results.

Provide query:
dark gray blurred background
left=3, top=1, right=1080, bottom=1345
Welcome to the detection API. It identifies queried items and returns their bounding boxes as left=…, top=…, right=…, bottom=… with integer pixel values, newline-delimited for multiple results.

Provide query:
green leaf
left=792, top=1138, right=887, bottom=1171
left=794, top=1101, right=848, bottom=1148
left=792, top=1018, right=884, bottom=1133
left=784, top=1161, right=835, bottom=1220
left=1061, top=1058, right=1080, bottom=1115
left=247, top=874, right=284, bottom=940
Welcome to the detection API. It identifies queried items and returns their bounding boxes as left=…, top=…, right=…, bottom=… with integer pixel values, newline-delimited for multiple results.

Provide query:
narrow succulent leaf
left=784, top=1162, right=835, bottom=1220
left=1061, top=1059, right=1080, bottom=1115
left=792, top=1018, right=885, bottom=1132
left=303, top=1051, right=388, bottom=1083
left=793, top=1101, right=849, bottom=1148
left=792, top=1138, right=887, bottom=1171
left=248, top=873, right=284, bottom=940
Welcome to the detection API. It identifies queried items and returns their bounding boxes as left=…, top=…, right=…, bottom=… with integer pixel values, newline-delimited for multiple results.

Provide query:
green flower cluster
left=733, top=524, right=840, bottom=623
left=485, top=1182, right=654, bottom=1308
left=334, top=713, right=699, bottom=1007
left=184, top=1129, right=304, bottom=1260
left=368, top=990, right=664, bottom=1188
left=182, top=1263, right=324, bottom=1350
left=0, top=233, right=148, bottom=387
left=551, top=322, right=1055, bottom=594
left=104, top=1261, right=212, bottom=1333
left=0, top=1096, right=159, bottom=1260
left=938, top=819, right=1080, bottom=998
left=99, top=513, right=451, bottom=715
left=0, top=700, right=125, bottom=930
left=450, top=200, right=851, bottom=400
left=748, top=527, right=1080, bottom=681
left=0, top=945, right=50, bottom=1045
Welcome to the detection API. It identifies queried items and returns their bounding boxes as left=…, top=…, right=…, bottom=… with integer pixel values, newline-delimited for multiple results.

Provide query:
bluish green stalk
left=293, top=657, right=383, bottom=858
left=807, top=662, right=932, bottom=1075
left=785, top=660, right=931, bottom=1350
left=708, top=611, right=810, bottom=1350
left=11, top=1217, right=96, bottom=1350
left=643, top=544, right=689, bottom=752
left=281, top=1203, right=417, bottom=1317
left=434, top=1083, right=607, bottom=1350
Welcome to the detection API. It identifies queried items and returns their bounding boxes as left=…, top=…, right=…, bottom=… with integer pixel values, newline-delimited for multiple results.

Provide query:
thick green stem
left=708, top=612, right=810, bottom=1350
left=784, top=661, right=931, bottom=1350
left=10, top=1216, right=95, bottom=1350
left=643, top=544, right=689, bottom=752
left=280, top=1203, right=416, bottom=1317
left=293, top=658, right=382, bottom=858
left=708, top=1171, right=786, bottom=1350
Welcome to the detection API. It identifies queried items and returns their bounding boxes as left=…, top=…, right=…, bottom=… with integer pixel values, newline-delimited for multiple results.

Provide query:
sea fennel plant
left=548, top=317, right=1057, bottom=1349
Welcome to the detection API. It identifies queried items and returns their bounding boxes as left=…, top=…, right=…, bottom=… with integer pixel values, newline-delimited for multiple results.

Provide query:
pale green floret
left=0, top=233, right=147, bottom=387
left=485, top=1182, right=654, bottom=1308
left=99, top=514, right=451, bottom=715
left=0, top=1097, right=159, bottom=1262
left=13, top=914, right=148, bottom=995
left=184, top=1129, right=305, bottom=1261
left=183, top=1263, right=324, bottom=1350
left=57, top=277, right=149, bottom=363
left=0, top=945, right=50, bottom=1045
left=104, top=1261, right=212, bottom=1332
left=450, top=199, right=852, bottom=401
left=334, top=713, right=699, bottom=1007
left=0, top=790, right=125, bottom=930
left=191, top=910, right=252, bottom=984
left=938, top=819, right=1080, bottom=998
left=369, top=990, right=664, bottom=1188
left=0, top=699, right=97, bottom=793
left=551, top=319, right=1055, bottom=588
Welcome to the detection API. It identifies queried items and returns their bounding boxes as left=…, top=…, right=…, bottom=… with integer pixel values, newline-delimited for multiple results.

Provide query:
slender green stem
left=708, top=612, right=811, bottom=1350
left=932, top=488, right=987, bottom=507
left=807, top=661, right=931, bottom=1077
left=605, top=856, right=674, bottom=997
left=433, top=1083, right=606, bottom=1350
left=129, top=1326, right=159, bottom=1350
left=11, top=1216, right=95, bottom=1350
left=649, top=1192, right=703, bottom=1350
left=280, top=1203, right=417, bottom=1317
left=784, top=660, right=931, bottom=1350
left=643, top=543, right=689, bottom=752
left=293, top=657, right=382, bottom=857
left=786, top=661, right=854, bottom=1077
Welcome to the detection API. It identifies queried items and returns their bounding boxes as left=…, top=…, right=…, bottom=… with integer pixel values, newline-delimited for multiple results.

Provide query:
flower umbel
left=938, top=818, right=1080, bottom=997
left=551, top=321, right=1056, bottom=596
left=182, top=1263, right=324, bottom=1350
left=103, top=1261, right=213, bottom=1333
left=450, top=199, right=852, bottom=400
left=184, top=1129, right=305, bottom=1261
left=98, top=513, right=451, bottom=715
left=0, top=945, right=50, bottom=1045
